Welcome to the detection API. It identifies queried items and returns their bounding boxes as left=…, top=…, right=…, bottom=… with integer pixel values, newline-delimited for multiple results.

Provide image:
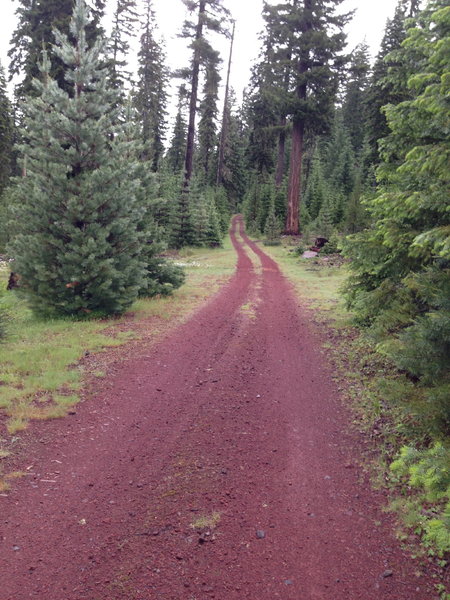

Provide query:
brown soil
left=0, top=216, right=436, bottom=599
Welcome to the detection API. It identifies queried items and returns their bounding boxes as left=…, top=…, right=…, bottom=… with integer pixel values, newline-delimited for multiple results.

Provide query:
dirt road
left=1, top=216, right=434, bottom=599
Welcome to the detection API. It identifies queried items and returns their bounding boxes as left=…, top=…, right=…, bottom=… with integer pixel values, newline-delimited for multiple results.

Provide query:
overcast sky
left=0, top=0, right=398, bottom=109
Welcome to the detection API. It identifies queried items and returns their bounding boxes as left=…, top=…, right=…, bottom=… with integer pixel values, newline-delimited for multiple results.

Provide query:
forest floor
left=0, top=215, right=439, bottom=599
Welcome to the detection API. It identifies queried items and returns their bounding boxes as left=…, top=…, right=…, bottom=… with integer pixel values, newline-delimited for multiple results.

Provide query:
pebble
left=256, top=530, right=265, bottom=539
left=284, top=580, right=293, bottom=586
left=382, top=570, right=393, bottom=578
left=12, top=545, right=20, bottom=551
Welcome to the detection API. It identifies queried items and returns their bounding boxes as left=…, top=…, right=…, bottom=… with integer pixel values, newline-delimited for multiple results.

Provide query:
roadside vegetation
left=263, top=241, right=449, bottom=596
left=0, top=241, right=236, bottom=487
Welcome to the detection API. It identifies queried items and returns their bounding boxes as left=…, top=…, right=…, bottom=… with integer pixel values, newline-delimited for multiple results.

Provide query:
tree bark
left=285, top=118, right=304, bottom=234
left=183, top=0, right=206, bottom=190
left=275, top=116, right=287, bottom=188
left=285, top=0, right=310, bottom=235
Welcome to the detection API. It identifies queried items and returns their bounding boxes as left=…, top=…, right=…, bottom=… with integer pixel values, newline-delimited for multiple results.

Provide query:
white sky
left=0, top=0, right=398, bottom=113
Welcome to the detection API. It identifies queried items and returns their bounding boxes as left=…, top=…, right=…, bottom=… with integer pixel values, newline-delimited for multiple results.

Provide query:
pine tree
left=343, top=0, right=450, bottom=432
left=244, top=24, right=282, bottom=177
left=197, top=53, right=221, bottom=183
left=134, top=0, right=168, bottom=171
left=9, top=0, right=147, bottom=316
left=8, top=0, right=104, bottom=99
left=264, top=199, right=281, bottom=244
left=0, top=62, right=14, bottom=196
left=166, top=87, right=188, bottom=174
left=304, top=143, right=327, bottom=221
left=324, top=112, right=356, bottom=201
left=344, top=173, right=367, bottom=233
left=364, top=0, right=421, bottom=169
left=342, top=42, right=371, bottom=155
left=263, top=0, right=350, bottom=235
left=109, top=0, right=139, bottom=89
left=178, top=0, right=231, bottom=192
left=219, top=92, right=247, bottom=209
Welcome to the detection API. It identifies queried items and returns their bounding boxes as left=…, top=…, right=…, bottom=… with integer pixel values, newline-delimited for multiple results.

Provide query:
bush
left=139, top=258, right=185, bottom=297
left=321, top=236, right=340, bottom=255
left=391, top=443, right=450, bottom=557
left=292, top=244, right=307, bottom=256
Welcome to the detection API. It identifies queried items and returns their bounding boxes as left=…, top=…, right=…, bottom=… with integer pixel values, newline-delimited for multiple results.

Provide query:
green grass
left=0, top=239, right=236, bottom=436
left=262, top=243, right=350, bottom=325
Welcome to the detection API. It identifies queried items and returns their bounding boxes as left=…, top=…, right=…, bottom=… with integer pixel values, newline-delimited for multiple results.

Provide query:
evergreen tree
left=343, top=0, right=450, bottom=432
left=134, top=0, right=168, bottom=171
left=9, top=0, right=147, bottom=316
left=220, top=92, right=247, bottom=209
left=264, top=198, right=281, bottom=244
left=342, top=42, right=371, bottom=155
left=8, top=0, right=104, bottom=99
left=178, top=0, right=231, bottom=192
left=365, top=1, right=421, bottom=169
left=263, top=0, right=350, bottom=235
left=216, top=20, right=235, bottom=187
left=109, top=0, right=139, bottom=89
left=324, top=112, right=356, bottom=203
left=166, top=87, right=188, bottom=174
left=304, top=143, right=327, bottom=221
left=197, top=53, right=221, bottom=183
left=344, top=173, right=367, bottom=233
left=0, top=62, right=14, bottom=196
left=190, top=186, right=223, bottom=246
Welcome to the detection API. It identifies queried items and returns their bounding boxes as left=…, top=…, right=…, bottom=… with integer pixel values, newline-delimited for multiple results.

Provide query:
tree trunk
left=285, top=117, right=304, bottom=234
left=275, top=116, right=286, bottom=188
left=285, top=0, right=310, bottom=235
left=275, top=52, right=291, bottom=189
left=183, top=0, right=206, bottom=190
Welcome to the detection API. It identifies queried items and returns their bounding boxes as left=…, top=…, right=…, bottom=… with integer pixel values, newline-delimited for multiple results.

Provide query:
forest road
left=0, top=215, right=435, bottom=599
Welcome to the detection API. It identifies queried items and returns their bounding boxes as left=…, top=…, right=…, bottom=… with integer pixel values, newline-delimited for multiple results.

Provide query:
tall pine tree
left=260, top=0, right=350, bottom=235
left=134, top=0, right=168, bottom=171
left=109, top=0, right=139, bottom=89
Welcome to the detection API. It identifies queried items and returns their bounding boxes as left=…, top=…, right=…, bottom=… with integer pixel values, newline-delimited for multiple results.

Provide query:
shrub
left=391, top=443, right=450, bottom=556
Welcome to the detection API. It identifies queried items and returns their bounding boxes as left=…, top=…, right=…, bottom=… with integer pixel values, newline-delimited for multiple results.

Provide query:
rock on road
left=0, top=216, right=434, bottom=599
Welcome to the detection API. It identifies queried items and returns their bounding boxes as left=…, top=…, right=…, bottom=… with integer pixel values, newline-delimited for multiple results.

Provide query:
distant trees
left=8, top=0, right=104, bottom=99
left=109, top=0, right=139, bottom=89
left=134, top=0, right=168, bottom=171
left=244, top=0, right=350, bottom=235
left=0, top=62, right=14, bottom=196
left=178, top=0, right=230, bottom=191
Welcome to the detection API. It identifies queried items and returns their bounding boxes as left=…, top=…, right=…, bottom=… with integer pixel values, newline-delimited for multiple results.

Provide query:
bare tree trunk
left=275, top=52, right=292, bottom=189
left=285, top=118, right=304, bottom=234
left=216, top=20, right=235, bottom=186
left=183, top=0, right=206, bottom=190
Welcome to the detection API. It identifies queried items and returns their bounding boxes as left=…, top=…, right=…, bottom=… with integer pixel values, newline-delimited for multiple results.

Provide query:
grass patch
left=0, top=237, right=236, bottom=437
left=262, top=243, right=349, bottom=324
left=190, top=511, right=221, bottom=530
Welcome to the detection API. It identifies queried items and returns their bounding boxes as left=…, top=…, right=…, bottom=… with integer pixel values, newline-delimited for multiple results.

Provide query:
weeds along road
left=1, top=216, right=434, bottom=599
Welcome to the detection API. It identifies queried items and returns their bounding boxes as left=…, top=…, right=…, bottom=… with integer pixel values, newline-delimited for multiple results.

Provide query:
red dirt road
left=1, top=216, right=435, bottom=599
